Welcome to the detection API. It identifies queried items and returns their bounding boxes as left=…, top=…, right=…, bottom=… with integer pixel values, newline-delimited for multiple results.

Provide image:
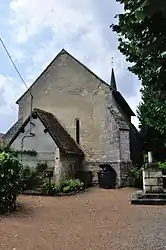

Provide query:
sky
left=0, top=0, right=141, bottom=133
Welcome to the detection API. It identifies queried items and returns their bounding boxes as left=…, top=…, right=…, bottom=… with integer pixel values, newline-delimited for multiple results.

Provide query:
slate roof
left=0, top=133, right=4, bottom=143
left=3, top=118, right=23, bottom=144
left=8, top=108, right=84, bottom=156
left=112, top=90, right=135, bottom=117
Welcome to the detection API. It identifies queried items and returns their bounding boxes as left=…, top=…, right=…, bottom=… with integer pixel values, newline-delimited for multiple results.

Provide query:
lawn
left=0, top=187, right=166, bottom=250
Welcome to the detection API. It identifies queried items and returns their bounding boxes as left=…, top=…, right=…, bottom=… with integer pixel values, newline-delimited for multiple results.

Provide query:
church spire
left=110, top=67, right=117, bottom=91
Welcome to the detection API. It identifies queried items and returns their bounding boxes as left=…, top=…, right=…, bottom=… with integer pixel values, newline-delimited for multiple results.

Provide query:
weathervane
left=111, top=56, right=114, bottom=68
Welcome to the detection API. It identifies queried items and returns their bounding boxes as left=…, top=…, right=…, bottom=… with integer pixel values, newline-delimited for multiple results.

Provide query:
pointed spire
left=110, top=68, right=117, bottom=91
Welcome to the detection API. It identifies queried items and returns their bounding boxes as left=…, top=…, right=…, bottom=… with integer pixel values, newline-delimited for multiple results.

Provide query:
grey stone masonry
left=143, top=166, right=163, bottom=193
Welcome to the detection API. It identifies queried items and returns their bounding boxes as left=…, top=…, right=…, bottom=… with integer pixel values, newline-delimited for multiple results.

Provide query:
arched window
left=75, top=118, right=80, bottom=144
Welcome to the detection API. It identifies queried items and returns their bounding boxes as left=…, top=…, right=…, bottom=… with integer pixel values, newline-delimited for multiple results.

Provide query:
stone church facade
left=4, top=49, right=142, bottom=187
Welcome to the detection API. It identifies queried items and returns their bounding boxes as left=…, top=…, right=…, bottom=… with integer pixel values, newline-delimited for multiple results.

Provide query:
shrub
left=36, top=162, right=47, bottom=173
left=20, top=162, right=47, bottom=191
left=158, top=162, right=166, bottom=169
left=41, top=179, right=58, bottom=195
left=61, top=179, right=84, bottom=193
left=0, top=152, right=22, bottom=213
left=0, top=146, right=18, bottom=157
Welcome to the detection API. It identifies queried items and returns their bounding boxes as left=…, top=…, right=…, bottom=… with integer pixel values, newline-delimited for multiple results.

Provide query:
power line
left=0, top=37, right=33, bottom=136
left=0, top=37, right=29, bottom=91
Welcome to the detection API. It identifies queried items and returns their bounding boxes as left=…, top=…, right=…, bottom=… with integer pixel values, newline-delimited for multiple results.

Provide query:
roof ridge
left=34, top=108, right=84, bottom=152
left=16, top=49, right=111, bottom=104
left=8, top=108, right=84, bottom=156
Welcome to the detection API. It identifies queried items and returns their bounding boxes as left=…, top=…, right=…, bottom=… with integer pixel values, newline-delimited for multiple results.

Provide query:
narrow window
left=75, top=118, right=80, bottom=144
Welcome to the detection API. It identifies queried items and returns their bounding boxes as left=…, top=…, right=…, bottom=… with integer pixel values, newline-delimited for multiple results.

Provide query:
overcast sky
left=0, top=0, right=141, bottom=133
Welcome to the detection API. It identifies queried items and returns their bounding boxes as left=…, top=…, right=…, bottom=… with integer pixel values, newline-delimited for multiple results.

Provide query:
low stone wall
left=143, top=167, right=163, bottom=193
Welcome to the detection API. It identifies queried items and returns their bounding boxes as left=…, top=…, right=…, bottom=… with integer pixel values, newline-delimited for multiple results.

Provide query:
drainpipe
left=20, top=94, right=34, bottom=162
left=29, top=94, right=33, bottom=134
left=20, top=134, right=34, bottom=161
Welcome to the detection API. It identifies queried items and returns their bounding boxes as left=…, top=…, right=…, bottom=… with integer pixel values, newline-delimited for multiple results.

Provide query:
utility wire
left=0, top=37, right=30, bottom=92
left=0, top=37, right=33, bottom=136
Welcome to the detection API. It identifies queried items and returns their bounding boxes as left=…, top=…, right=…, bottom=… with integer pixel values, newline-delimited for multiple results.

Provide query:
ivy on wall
left=17, top=150, right=37, bottom=157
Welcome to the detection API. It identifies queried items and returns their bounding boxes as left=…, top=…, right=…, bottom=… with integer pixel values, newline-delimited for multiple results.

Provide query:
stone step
left=131, top=191, right=166, bottom=205
left=143, top=193, right=166, bottom=199
left=131, top=198, right=166, bottom=205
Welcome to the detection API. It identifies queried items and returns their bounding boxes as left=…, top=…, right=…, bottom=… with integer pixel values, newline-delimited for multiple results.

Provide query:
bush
left=0, top=146, right=18, bottom=157
left=20, top=162, right=47, bottom=191
left=61, top=179, right=84, bottom=193
left=41, top=179, right=58, bottom=195
left=36, top=162, right=47, bottom=173
left=41, top=178, right=84, bottom=196
left=158, top=161, right=166, bottom=169
left=0, top=152, right=22, bottom=213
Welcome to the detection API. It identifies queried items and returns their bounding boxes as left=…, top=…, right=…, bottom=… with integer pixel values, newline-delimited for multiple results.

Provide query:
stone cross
left=148, top=151, right=153, bottom=163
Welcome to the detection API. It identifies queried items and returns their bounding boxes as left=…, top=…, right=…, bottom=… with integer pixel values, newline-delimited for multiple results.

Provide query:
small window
left=75, top=118, right=80, bottom=144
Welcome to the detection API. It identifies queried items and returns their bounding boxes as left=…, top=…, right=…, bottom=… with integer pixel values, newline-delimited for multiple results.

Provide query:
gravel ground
left=0, top=187, right=166, bottom=250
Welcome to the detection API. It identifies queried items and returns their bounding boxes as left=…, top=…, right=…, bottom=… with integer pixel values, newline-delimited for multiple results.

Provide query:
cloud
left=0, top=74, right=25, bottom=132
left=10, top=0, right=94, bottom=44
left=10, top=1, right=136, bottom=85
left=1, top=0, right=141, bottom=132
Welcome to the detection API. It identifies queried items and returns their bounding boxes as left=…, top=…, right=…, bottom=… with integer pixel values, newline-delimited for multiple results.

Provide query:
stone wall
left=14, top=50, right=134, bottom=187
left=17, top=51, right=131, bottom=166
left=143, top=167, right=163, bottom=193
left=60, top=153, right=82, bottom=181
left=120, top=161, right=132, bottom=187
left=17, top=51, right=110, bottom=165
left=119, top=129, right=131, bottom=161
left=84, top=160, right=132, bottom=187
left=18, top=152, right=55, bottom=170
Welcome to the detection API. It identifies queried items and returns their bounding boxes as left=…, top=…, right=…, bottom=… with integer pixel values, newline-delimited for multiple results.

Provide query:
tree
left=112, top=0, right=166, bottom=134
left=112, top=0, right=166, bottom=156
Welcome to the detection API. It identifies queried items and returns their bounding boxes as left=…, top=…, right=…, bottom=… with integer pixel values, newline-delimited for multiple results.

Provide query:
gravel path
left=0, top=187, right=166, bottom=250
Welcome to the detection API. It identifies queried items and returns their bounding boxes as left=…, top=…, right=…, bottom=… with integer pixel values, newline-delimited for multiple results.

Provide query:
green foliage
left=20, top=162, right=47, bottom=191
left=41, top=178, right=84, bottom=195
left=140, top=126, right=166, bottom=161
left=61, top=179, right=84, bottom=193
left=0, top=147, right=37, bottom=157
left=41, top=180, right=58, bottom=195
left=18, top=150, right=37, bottom=157
left=0, top=146, right=18, bottom=157
left=36, top=162, right=47, bottom=173
left=112, top=0, right=166, bottom=137
left=0, top=152, right=22, bottom=213
left=158, top=161, right=166, bottom=169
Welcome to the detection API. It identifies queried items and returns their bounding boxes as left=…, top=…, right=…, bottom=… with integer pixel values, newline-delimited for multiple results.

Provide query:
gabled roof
left=112, top=90, right=135, bottom=117
left=3, top=118, right=23, bottom=144
left=16, top=49, right=110, bottom=104
left=8, top=108, right=84, bottom=156
left=15, top=49, right=135, bottom=117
